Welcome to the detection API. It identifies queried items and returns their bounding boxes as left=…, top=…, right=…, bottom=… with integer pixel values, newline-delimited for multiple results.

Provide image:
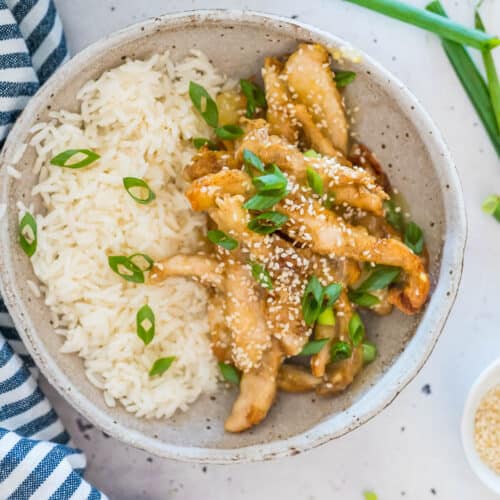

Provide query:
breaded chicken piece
left=225, top=340, right=283, bottom=432
left=285, top=43, right=348, bottom=154
left=262, top=57, right=298, bottom=144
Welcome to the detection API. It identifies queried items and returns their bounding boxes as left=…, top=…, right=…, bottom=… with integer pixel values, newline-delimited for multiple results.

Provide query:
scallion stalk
left=344, top=0, right=500, bottom=50
left=426, top=1, right=500, bottom=156
left=475, top=11, right=500, bottom=132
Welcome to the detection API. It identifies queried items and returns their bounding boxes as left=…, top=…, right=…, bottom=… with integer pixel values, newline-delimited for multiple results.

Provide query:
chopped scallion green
left=50, top=149, right=100, bottom=169
left=348, top=313, right=365, bottom=346
left=149, top=356, right=176, bottom=376
left=362, top=342, right=378, bottom=363
left=306, top=167, right=324, bottom=195
left=300, top=338, right=330, bottom=356
left=240, top=79, right=267, bottom=118
left=482, top=194, right=500, bottom=221
left=247, top=211, right=288, bottom=234
left=136, top=304, right=155, bottom=345
left=123, top=177, right=156, bottom=205
left=19, top=212, right=37, bottom=257
left=218, top=362, right=240, bottom=384
left=249, top=261, right=273, bottom=289
left=331, top=341, right=352, bottom=362
left=189, top=81, right=219, bottom=128
left=334, top=70, right=357, bottom=88
left=207, top=229, right=238, bottom=250
left=215, top=124, right=244, bottom=140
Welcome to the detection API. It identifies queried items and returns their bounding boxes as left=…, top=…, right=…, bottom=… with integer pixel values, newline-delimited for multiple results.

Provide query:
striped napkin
left=0, top=1, right=105, bottom=498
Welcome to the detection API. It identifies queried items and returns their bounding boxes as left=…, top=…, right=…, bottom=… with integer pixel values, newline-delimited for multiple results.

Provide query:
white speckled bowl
left=0, top=10, right=466, bottom=463
left=462, top=358, right=500, bottom=495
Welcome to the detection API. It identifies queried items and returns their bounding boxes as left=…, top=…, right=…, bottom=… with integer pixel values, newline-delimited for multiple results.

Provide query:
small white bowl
left=462, top=358, right=500, bottom=494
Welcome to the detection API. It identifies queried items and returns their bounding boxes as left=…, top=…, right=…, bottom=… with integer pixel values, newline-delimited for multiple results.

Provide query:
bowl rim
left=461, top=358, right=500, bottom=494
left=0, top=9, right=467, bottom=463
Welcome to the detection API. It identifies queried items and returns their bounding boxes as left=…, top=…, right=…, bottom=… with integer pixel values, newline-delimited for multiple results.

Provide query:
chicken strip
left=150, top=254, right=223, bottom=288
left=208, top=194, right=313, bottom=356
left=317, top=344, right=364, bottom=395
left=278, top=191, right=430, bottom=314
left=262, top=57, right=298, bottom=144
left=223, top=257, right=272, bottom=372
left=225, top=339, right=283, bottom=432
left=184, top=149, right=239, bottom=182
left=285, top=43, right=348, bottom=154
left=277, top=364, right=322, bottom=392
left=186, top=169, right=252, bottom=211
left=207, top=293, right=232, bottom=362
left=236, top=125, right=387, bottom=215
left=294, top=103, right=343, bottom=159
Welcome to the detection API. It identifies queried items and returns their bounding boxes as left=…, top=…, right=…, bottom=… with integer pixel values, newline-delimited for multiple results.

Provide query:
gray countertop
left=44, top=1, right=500, bottom=498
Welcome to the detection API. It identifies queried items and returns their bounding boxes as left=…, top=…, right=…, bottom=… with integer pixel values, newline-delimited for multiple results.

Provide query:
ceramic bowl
left=0, top=10, right=466, bottom=463
left=461, top=358, right=500, bottom=495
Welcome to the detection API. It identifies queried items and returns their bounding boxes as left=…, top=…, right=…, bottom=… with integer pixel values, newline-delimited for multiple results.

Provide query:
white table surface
left=42, top=1, right=500, bottom=498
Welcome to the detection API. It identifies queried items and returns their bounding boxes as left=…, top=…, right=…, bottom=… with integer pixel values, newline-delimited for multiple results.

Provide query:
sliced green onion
left=482, top=194, right=500, bottom=221
left=129, top=253, right=154, bottom=272
left=362, top=342, right=378, bottom=363
left=357, top=265, right=401, bottom=292
left=207, top=229, right=238, bottom=250
left=348, top=312, right=365, bottom=346
left=244, top=164, right=289, bottom=210
left=317, top=307, right=336, bottom=326
left=215, top=124, right=244, bottom=140
left=19, top=212, right=37, bottom=257
left=189, top=81, right=219, bottom=128
left=383, top=199, right=404, bottom=232
left=300, top=338, right=330, bottom=356
left=301, top=276, right=324, bottom=326
left=334, top=70, right=357, bottom=88
left=475, top=11, right=500, bottom=132
left=240, top=79, right=267, bottom=118
left=322, top=283, right=343, bottom=310
left=108, top=255, right=145, bottom=283
left=249, top=261, right=273, bottom=289
left=193, top=137, right=217, bottom=150
left=218, top=362, right=241, bottom=384
left=247, top=211, right=288, bottom=234
left=304, top=149, right=321, bottom=158
left=252, top=166, right=288, bottom=193
left=136, top=304, right=155, bottom=345
left=123, top=177, right=156, bottom=205
left=331, top=341, right=352, bottom=362
left=344, top=0, right=500, bottom=50
left=306, top=167, right=324, bottom=195
left=242, top=149, right=265, bottom=173
left=50, top=149, right=100, bottom=169
left=404, top=221, right=424, bottom=254
left=243, top=192, right=287, bottom=211
left=348, top=290, right=381, bottom=307
left=149, top=356, right=176, bottom=376
left=426, top=1, right=500, bottom=156
left=324, top=192, right=336, bottom=210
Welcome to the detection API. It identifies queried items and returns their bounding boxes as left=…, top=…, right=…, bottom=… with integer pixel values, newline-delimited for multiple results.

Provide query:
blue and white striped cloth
left=0, top=1, right=106, bottom=497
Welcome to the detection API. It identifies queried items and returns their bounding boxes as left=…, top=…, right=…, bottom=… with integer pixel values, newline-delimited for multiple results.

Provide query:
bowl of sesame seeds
left=462, top=358, right=500, bottom=494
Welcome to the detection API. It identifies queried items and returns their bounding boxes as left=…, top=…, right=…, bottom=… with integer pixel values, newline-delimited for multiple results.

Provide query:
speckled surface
left=33, top=0, right=500, bottom=497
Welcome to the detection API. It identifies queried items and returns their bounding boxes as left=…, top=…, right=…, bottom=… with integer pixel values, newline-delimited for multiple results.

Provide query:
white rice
left=6, top=165, right=21, bottom=179
left=28, top=51, right=226, bottom=419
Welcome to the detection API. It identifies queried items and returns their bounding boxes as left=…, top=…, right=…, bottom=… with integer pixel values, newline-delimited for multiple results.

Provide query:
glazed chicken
left=152, top=43, right=431, bottom=432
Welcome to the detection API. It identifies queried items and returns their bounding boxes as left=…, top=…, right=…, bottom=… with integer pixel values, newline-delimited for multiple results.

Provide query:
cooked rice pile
left=474, top=384, right=500, bottom=474
left=28, top=51, right=229, bottom=418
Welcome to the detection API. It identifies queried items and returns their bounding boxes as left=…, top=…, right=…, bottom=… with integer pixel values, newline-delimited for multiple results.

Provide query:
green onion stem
left=475, top=11, right=500, bottom=132
left=426, top=1, right=500, bottom=156
left=344, top=0, right=500, bottom=50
